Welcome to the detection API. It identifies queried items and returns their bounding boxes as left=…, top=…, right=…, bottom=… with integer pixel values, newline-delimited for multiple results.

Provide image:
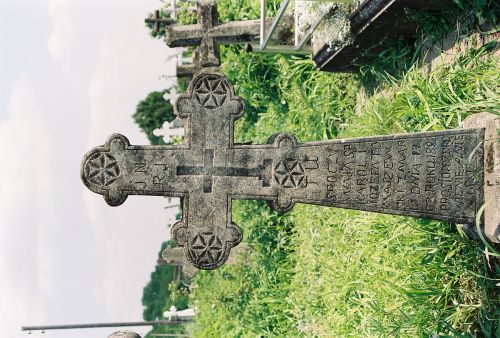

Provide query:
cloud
left=0, top=72, right=56, bottom=337
left=81, top=0, right=179, bottom=318
left=1, top=2, right=181, bottom=336
left=47, top=0, right=77, bottom=70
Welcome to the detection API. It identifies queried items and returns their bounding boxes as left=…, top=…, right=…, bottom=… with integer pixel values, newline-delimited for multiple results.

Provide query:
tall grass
left=186, top=1, right=500, bottom=337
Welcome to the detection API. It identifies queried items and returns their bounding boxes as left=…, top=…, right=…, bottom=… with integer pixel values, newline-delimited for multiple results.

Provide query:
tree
left=142, top=241, right=190, bottom=337
left=133, top=90, right=176, bottom=145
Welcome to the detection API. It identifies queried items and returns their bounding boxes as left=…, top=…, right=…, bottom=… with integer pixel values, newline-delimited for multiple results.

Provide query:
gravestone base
left=463, top=112, right=500, bottom=243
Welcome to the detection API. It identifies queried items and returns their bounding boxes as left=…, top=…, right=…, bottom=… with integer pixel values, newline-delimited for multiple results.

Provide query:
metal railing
left=250, top=0, right=337, bottom=54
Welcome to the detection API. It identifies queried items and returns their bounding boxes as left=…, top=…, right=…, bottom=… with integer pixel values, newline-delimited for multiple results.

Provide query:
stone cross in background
left=165, top=1, right=239, bottom=66
left=145, top=10, right=175, bottom=34
left=81, top=72, right=499, bottom=270
left=153, top=120, right=185, bottom=144
left=176, top=49, right=203, bottom=78
left=161, top=1, right=292, bottom=67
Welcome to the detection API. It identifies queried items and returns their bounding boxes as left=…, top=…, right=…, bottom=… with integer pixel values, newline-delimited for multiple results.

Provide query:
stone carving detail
left=274, top=159, right=306, bottom=188
left=84, top=153, right=120, bottom=187
left=188, top=231, right=224, bottom=267
left=193, top=74, right=229, bottom=109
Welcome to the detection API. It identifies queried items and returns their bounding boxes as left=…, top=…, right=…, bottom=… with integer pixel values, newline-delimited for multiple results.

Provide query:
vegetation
left=133, top=90, right=176, bottom=145
left=189, top=47, right=500, bottom=336
left=142, top=241, right=190, bottom=337
left=140, top=0, right=500, bottom=336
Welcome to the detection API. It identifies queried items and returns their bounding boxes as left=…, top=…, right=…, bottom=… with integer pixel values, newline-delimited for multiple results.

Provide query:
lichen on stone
left=295, top=0, right=362, bottom=53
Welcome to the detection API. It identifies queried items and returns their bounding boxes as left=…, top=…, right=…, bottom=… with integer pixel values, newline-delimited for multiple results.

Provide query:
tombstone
left=161, top=1, right=292, bottom=67
left=159, top=243, right=251, bottom=277
left=158, top=246, right=199, bottom=278
left=81, top=72, right=499, bottom=271
left=108, top=331, right=142, bottom=338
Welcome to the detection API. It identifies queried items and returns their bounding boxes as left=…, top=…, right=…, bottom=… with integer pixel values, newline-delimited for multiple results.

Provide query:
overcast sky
left=0, top=0, right=180, bottom=337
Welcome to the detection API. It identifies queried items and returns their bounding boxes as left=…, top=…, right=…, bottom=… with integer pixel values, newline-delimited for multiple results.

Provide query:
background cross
left=144, top=10, right=175, bottom=34
left=164, top=1, right=270, bottom=67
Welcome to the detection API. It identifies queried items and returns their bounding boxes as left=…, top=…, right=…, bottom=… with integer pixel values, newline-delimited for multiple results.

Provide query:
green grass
left=169, top=1, right=500, bottom=337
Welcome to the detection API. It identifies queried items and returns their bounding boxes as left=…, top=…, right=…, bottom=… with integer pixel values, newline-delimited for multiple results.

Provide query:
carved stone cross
left=145, top=10, right=175, bottom=34
left=82, top=72, right=499, bottom=270
left=164, top=1, right=246, bottom=66
left=163, top=1, right=281, bottom=67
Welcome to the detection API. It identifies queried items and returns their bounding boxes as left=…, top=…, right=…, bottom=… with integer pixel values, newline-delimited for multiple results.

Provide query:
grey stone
left=159, top=246, right=199, bottom=278
left=463, top=112, right=500, bottom=243
left=164, top=1, right=292, bottom=67
left=81, top=72, right=489, bottom=270
left=108, top=331, right=142, bottom=338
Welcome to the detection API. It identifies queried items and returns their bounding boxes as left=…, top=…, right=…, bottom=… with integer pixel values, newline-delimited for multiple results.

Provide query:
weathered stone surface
left=313, top=0, right=455, bottom=72
left=81, top=72, right=488, bottom=270
left=108, top=331, right=142, bottom=338
left=160, top=246, right=199, bottom=278
left=463, top=112, right=500, bottom=243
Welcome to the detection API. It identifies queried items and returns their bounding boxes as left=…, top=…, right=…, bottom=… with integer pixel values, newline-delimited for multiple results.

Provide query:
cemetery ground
left=140, top=1, right=500, bottom=337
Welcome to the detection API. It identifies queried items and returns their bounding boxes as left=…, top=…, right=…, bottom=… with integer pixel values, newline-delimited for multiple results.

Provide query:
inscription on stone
left=323, top=132, right=483, bottom=222
left=81, top=72, right=487, bottom=270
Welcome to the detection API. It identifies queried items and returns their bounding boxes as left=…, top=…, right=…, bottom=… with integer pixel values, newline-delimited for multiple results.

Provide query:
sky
left=0, top=0, right=181, bottom=337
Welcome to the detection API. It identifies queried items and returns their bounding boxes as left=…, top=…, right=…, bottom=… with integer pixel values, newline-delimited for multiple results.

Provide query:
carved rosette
left=274, top=159, right=306, bottom=188
left=188, top=232, right=224, bottom=265
left=174, top=72, right=244, bottom=121
left=81, top=134, right=130, bottom=207
left=84, top=153, right=120, bottom=187
left=193, top=75, right=229, bottom=109
left=172, top=223, right=242, bottom=270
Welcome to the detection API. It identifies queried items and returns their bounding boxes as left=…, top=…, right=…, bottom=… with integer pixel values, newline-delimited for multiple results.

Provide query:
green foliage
left=139, top=0, right=499, bottom=336
left=133, top=90, right=175, bottom=145
left=191, top=201, right=299, bottom=337
left=453, top=0, right=500, bottom=27
left=348, top=43, right=500, bottom=138
left=142, top=241, right=189, bottom=337
left=187, top=2, right=500, bottom=337
left=142, top=241, right=189, bottom=320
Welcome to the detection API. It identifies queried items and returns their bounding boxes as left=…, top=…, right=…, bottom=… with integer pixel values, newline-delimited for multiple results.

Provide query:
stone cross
left=153, top=120, right=185, bottom=143
left=81, top=72, right=499, bottom=270
left=163, top=1, right=288, bottom=67
left=145, top=10, right=175, bottom=34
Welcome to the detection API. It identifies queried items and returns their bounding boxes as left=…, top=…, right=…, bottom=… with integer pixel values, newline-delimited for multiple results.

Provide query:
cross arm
left=81, top=134, right=189, bottom=206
